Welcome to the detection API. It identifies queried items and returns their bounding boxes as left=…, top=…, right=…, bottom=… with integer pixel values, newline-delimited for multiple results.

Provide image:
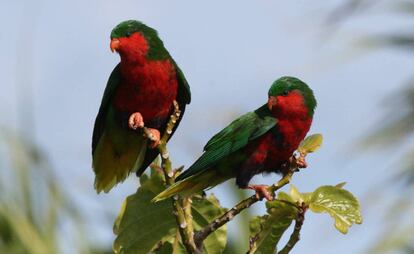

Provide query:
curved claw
left=129, top=112, right=144, bottom=130
left=146, top=128, right=161, bottom=148
left=247, top=184, right=273, bottom=201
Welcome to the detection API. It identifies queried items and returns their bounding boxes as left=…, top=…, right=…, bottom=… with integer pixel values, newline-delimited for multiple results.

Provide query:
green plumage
left=111, top=20, right=168, bottom=61
left=153, top=105, right=277, bottom=201
left=153, top=76, right=316, bottom=202
left=177, top=105, right=276, bottom=180
left=92, top=20, right=191, bottom=193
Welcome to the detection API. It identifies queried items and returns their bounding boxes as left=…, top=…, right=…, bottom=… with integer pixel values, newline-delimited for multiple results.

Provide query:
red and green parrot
left=92, top=20, right=191, bottom=193
left=154, top=77, right=316, bottom=201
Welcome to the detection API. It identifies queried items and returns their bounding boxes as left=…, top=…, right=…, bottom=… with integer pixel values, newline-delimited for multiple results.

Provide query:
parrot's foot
left=247, top=184, right=273, bottom=201
left=129, top=112, right=144, bottom=130
left=296, top=155, right=307, bottom=168
left=145, top=128, right=161, bottom=148
left=288, top=154, right=307, bottom=169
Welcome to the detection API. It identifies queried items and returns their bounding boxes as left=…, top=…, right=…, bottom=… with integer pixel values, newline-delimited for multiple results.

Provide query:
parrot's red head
left=110, top=33, right=149, bottom=60
left=110, top=20, right=169, bottom=63
left=267, top=77, right=317, bottom=118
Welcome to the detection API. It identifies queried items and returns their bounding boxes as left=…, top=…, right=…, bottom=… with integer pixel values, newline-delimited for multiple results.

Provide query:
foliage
left=308, top=185, right=362, bottom=234
left=113, top=168, right=227, bottom=254
left=298, top=134, right=323, bottom=154
left=247, top=184, right=361, bottom=254
left=0, top=130, right=110, bottom=254
left=248, top=198, right=297, bottom=254
left=111, top=134, right=362, bottom=253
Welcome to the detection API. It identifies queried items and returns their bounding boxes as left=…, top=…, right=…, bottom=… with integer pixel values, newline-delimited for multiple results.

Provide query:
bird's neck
left=271, top=91, right=311, bottom=120
left=272, top=91, right=313, bottom=147
left=119, top=51, right=147, bottom=67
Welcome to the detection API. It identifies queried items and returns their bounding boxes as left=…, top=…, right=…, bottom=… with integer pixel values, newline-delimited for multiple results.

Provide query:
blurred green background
left=1, top=1, right=414, bottom=253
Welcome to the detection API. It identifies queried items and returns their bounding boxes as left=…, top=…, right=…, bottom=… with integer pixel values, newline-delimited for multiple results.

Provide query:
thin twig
left=278, top=203, right=307, bottom=254
left=154, top=101, right=198, bottom=254
left=194, top=169, right=296, bottom=250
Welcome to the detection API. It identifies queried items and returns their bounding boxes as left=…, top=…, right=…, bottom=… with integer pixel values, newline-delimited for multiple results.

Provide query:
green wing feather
left=92, top=64, right=148, bottom=193
left=92, top=64, right=121, bottom=154
left=153, top=105, right=276, bottom=201
left=176, top=104, right=276, bottom=181
left=92, top=56, right=191, bottom=192
left=172, top=59, right=191, bottom=104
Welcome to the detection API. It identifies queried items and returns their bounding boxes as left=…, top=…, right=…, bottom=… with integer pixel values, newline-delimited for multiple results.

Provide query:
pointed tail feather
left=93, top=132, right=147, bottom=193
left=152, top=170, right=228, bottom=202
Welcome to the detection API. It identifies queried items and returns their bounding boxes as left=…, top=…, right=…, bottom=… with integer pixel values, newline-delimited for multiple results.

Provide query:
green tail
left=93, top=130, right=147, bottom=193
left=152, top=170, right=228, bottom=202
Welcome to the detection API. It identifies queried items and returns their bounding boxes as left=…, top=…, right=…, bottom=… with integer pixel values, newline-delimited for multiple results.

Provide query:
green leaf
left=248, top=200, right=297, bottom=254
left=155, top=242, right=174, bottom=254
left=114, top=169, right=227, bottom=254
left=335, top=182, right=347, bottom=189
left=113, top=199, right=127, bottom=235
left=276, top=191, right=295, bottom=203
left=282, top=185, right=311, bottom=205
left=309, top=185, right=363, bottom=234
left=140, top=167, right=166, bottom=195
left=289, top=185, right=302, bottom=203
left=155, top=240, right=186, bottom=254
left=192, top=195, right=228, bottom=254
left=113, top=189, right=176, bottom=254
left=114, top=168, right=176, bottom=253
left=298, top=134, right=323, bottom=154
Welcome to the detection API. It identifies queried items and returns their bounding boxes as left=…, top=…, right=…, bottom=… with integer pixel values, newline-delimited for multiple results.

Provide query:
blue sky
left=1, top=1, right=413, bottom=253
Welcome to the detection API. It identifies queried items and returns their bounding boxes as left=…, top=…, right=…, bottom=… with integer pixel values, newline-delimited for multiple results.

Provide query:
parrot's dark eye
left=282, top=90, right=289, bottom=96
left=126, top=31, right=132, bottom=37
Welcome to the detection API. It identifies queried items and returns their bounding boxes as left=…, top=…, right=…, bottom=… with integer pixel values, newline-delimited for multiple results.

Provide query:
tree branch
left=194, top=168, right=296, bottom=250
left=151, top=101, right=198, bottom=254
left=183, top=197, right=196, bottom=250
left=278, top=203, right=307, bottom=254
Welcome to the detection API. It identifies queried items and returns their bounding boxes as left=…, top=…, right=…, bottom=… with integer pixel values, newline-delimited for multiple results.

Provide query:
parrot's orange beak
left=110, top=38, right=120, bottom=53
left=268, top=96, right=277, bottom=111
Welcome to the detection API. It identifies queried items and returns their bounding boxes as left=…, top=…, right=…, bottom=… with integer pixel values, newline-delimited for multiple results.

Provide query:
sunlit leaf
left=335, top=182, right=347, bottom=189
left=276, top=191, right=295, bottom=203
left=309, top=185, right=362, bottom=234
left=298, top=134, right=323, bottom=154
left=289, top=185, right=302, bottom=203
left=283, top=185, right=312, bottom=204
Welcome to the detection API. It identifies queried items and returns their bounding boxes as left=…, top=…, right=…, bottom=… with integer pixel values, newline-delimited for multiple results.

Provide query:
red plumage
left=92, top=22, right=191, bottom=193
left=113, top=33, right=178, bottom=128
left=236, top=91, right=312, bottom=187
left=152, top=76, right=316, bottom=201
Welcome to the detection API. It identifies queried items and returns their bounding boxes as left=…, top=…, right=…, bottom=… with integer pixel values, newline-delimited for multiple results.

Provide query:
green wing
left=172, top=59, right=191, bottom=104
left=92, top=64, right=149, bottom=193
left=92, top=64, right=121, bottom=155
left=176, top=105, right=276, bottom=181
